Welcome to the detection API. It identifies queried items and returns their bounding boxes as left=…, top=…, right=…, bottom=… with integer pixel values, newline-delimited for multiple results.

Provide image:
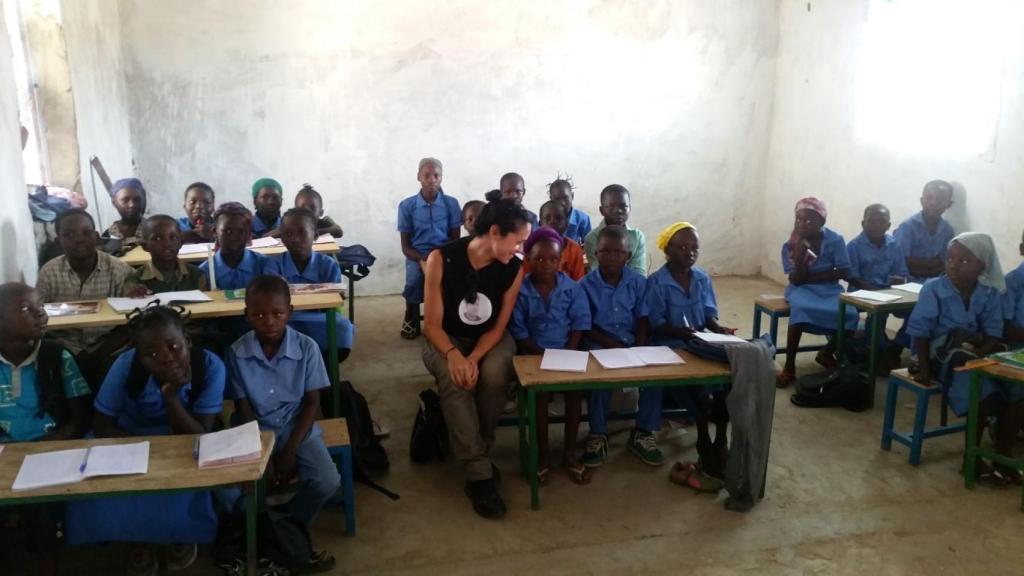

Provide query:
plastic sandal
left=776, top=369, right=796, bottom=388
left=566, top=461, right=592, bottom=485
left=537, top=467, right=550, bottom=486
left=669, top=462, right=698, bottom=487
left=686, top=468, right=725, bottom=493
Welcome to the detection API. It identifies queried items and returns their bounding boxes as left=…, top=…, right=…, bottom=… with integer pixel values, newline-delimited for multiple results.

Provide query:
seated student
left=397, top=157, right=461, bottom=339
left=524, top=200, right=585, bottom=280
left=125, top=214, right=207, bottom=296
left=102, top=178, right=147, bottom=255
left=462, top=199, right=484, bottom=237
left=579, top=225, right=650, bottom=471
left=583, top=184, right=647, bottom=275
left=847, top=204, right=909, bottom=291
left=198, top=202, right=270, bottom=290
left=643, top=223, right=734, bottom=486
left=251, top=177, right=284, bottom=238
left=895, top=180, right=955, bottom=281
left=264, top=208, right=355, bottom=363
left=0, top=283, right=90, bottom=576
left=499, top=172, right=539, bottom=229
left=65, top=305, right=226, bottom=574
left=907, top=233, right=1023, bottom=484
left=510, top=227, right=591, bottom=484
left=778, top=197, right=858, bottom=386
left=1004, top=228, right=1024, bottom=347
left=228, top=276, right=341, bottom=559
left=36, top=209, right=133, bottom=356
left=548, top=176, right=592, bottom=245
left=178, top=181, right=216, bottom=244
left=295, top=183, right=343, bottom=238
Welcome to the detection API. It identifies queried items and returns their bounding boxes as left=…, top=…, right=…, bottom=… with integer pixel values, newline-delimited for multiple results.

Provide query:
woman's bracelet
left=443, top=345, right=457, bottom=359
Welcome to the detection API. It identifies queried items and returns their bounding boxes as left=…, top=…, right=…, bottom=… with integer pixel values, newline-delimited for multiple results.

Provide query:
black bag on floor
left=410, top=389, right=449, bottom=463
left=790, top=362, right=868, bottom=412
left=335, top=380, right=400, bottom=500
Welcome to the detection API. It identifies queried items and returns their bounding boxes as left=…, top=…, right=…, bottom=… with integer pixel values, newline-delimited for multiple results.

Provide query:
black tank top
left=439, top=237, right=521, bottom=340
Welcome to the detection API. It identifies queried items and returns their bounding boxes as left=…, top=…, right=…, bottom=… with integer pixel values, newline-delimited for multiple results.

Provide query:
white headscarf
left=950, top=232, right=1005, bottom=292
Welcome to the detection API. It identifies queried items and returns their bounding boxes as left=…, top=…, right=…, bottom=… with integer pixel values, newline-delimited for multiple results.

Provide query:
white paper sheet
left=848, top=290, right=902, bottom=303
left=630, top=346, right=686, bottom=365
left=891, top=282, right=923, bottom=295
left=12, top=442, right=149, bottom=491
left=759, top=294, right=786, bottom=301
left=178, top=242, right=215, bottom=255
left=107, top=290, right=212, bottom=312
left=198, top=421, right=263, bottom=469
left=694, top=332, right=748, bottom=344
left=314, top=234, right=338, bottom=245
left=248, top=237, right=281, bottom=249
left=590, top=348, right=646, bottom=369
left=539, top=349, right=590, bottom=373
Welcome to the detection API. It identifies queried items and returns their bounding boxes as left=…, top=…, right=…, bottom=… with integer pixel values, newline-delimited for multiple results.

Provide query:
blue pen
left=79, top=447, right=92, bottom=473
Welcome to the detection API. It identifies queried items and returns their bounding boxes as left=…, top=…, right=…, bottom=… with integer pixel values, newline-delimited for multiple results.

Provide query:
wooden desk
left=120, top=243, right=341, bottom=267
left=835, top=288, right=919, bottom=409
left=45, top=291, right=347, bottom=416
left=513, top=350, right=731, bottom=509
left=0, top=431, right=275, bottom=576
left=965, top=363, right=1024, bottom=511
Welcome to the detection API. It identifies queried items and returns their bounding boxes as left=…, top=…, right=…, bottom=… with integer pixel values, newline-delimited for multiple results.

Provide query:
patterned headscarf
left=950, top=232, right=1005, bottom=292
left=523, top=226, right=564, bottom=255
left=794, top=197, right=827, bottom=221
left=251, top=178, right=282, bottom=198
left=110, top=178, right=145, bottom=198
left=657, top=222, right=696, bottom=252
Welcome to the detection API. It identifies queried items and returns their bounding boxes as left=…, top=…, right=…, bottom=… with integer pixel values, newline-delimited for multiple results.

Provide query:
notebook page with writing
left=12, top=448, right=88, bottom=491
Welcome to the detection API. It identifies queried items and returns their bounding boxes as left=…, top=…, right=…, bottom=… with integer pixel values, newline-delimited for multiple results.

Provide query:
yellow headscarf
left=657, top=222, right=696, bottom=252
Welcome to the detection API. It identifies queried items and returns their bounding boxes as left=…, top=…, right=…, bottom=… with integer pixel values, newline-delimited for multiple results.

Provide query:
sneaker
left=581, top=434, right=608, bottom=468
left=163, top=543, right=198, bottom=572
left=628, top=428, right=664, bottom=466
left=127, top=544, right=158, bottom=576
left=464, top=478, right=507, bottom=519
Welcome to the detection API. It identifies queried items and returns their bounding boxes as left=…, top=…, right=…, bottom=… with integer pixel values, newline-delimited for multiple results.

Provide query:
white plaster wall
left=0, top=7, right=39, bottom=283
left=96, top=0, right=777, bottom=294
left=61, top=0, right=134, bottom=231
left=762, top=1, right=1024, bottom=282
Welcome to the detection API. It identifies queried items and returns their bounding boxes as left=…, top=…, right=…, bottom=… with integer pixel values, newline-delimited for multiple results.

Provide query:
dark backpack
left=336, top=380, right=399, bottom=500
left=409, top=389, right=449, bottom=463
left=35, top=340, right=73, bottom=427
left=790, top=362, right=868, bottom=412
left=336, top=245, right=376, bottom=282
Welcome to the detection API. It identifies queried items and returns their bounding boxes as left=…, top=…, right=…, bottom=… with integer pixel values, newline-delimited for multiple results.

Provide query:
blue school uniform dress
left=198, top=249, right=270, bottom=290
left=1003, top=262, right=1024, bottom=348
left=894, top=211, right=955, bottom=282
left=906, top=276, right=1021, bottom=416
left=580, top=267, right=652, bottom=435
left=66, top=349, right=226, bottom=545
left=510, top=272, right=592, bottom=350
left=251, top=213, right=282, bottom=238
left=264, top=251, right=355, bottom=350
left=396, top=189, right=461, bottom=304
left=0, top=346, right=90, bottom=442
left=781, top=228, right=858, bottom=333
left=227, top=327, right=340, bottom=526
left=846, top=232, right=909, bottom=290
left=565, top=208, right=593, bottom=246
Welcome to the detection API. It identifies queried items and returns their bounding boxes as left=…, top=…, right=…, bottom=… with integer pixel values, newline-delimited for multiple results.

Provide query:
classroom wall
left=762, top=0, right=1024, bottom=282
left=0, top=7, right=39, bottom=283
left=63, top=0, right=779, bottom=295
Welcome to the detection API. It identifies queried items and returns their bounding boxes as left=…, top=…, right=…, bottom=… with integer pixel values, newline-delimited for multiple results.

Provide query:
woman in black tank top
left=421, top=199, right=532, bottom=519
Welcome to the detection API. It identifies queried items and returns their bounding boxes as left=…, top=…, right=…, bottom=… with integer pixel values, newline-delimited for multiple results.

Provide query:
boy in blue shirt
left=894, top=180, right=955, bottom=281
left=397, top=158, right=461, bottom=339
left=583, top=185, right=648, bottom=275
left=178, top=182, right=215, bottom=244
left=251, top=177, right=284, bottom=238
left=499, top=172, right=539, bottom=230
left=548, top=176, right=592, bottom=245
left=1003, top=228, right=1024, bottom=346
left=579, top=226, right=650, bottom=470
left=198, top=202, right=270, bottom=290
left=228, top=275, right=341, bottom=531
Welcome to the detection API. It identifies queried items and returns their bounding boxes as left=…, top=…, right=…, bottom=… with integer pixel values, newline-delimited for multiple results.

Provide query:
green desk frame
left=965, top=367, right=1024, bottom=511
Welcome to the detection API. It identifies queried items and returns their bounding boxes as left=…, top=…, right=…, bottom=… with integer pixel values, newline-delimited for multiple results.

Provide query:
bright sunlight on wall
left=854, top=0, right=1015, bottom=158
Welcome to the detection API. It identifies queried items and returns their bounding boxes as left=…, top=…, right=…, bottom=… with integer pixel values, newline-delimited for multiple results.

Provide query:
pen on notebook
left=79, top=447, right=92, bottom=473
left=192, top=437, right=200, bottom=460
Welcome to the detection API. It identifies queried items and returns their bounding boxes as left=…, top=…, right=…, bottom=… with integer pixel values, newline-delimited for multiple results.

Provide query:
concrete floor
left=53, top=276, right=1024, bottom=574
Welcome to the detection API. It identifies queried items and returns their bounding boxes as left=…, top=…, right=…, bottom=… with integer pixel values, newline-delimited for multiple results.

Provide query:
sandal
left=537, top=467, right=550, bottom=486
left=815, top=350, right=838, bottom=370
left=400, top=320, right=420, bottom=340
left=686, top=468, right=725, bottom=493
left=776, top=369, right=796, bottom=388
left=669, top=462, right=698, bottom=487
left=566, top=461, right=592, bottom=485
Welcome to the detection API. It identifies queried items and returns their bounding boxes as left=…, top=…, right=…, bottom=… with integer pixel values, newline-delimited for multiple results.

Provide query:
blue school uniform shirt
left=264, top=251, right=341, bottom=284
left=94, top=349, right=226, bottom=436
left=1003, top=261, right=1024, bottom=328
left=397, top=189, right=461, bottom=257
left=177, top=216, right=194, bottom=231
left=906, top=275, right=1003, bottom=350
left=524, top=209, right=539, bottom=231
left=894, top=211, right=955, bottom=276
left=846, top=231, right=909, bottom=289
left=227, top=327, right=330, bottom=441
left=580, top=267, right=649, bottom=348
left=251, top=213, right=282, bottom=238
left=510, top=272, right=592, bottom=350
left=198, top=249, right=270, bottom=290
left=565, top=208, right=593, bottom=245
left=646, top=264, right=719, bottom=348
left=0, top=346, right=90, bottom=442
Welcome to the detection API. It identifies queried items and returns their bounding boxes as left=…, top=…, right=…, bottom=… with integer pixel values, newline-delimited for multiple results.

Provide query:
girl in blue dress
left=907, top=233, right=1024, bottom=485
left=779, top=197, right=858, bottom=386
left=65, top=305, right=226, bottom=574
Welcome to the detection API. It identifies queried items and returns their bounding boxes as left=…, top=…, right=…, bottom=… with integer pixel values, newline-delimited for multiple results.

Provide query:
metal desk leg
left=348, top=272, right=355, bottom=323
left=527, top=388, right=540, bottom=510
left=327, top=308, right=340, bottom=417
left=866, top=311, right=881, bottom=408
left=517, top=386, right=527, bottom=478
left=835, top=300, right=847, bottom=363
left=246, top=480, right=259, bottom=576
left=964, top=371, right=981, bottom=489
left=752, top=305, right=762, bottom=340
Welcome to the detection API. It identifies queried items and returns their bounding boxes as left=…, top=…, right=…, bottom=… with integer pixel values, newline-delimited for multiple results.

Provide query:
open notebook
left=12, top=442, right=150, bottom=492
left=197, top=421, right=263, bottom=470
left=590, top=346, right=686, bottom=369
left=107, top=290, right=212, bottom=313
